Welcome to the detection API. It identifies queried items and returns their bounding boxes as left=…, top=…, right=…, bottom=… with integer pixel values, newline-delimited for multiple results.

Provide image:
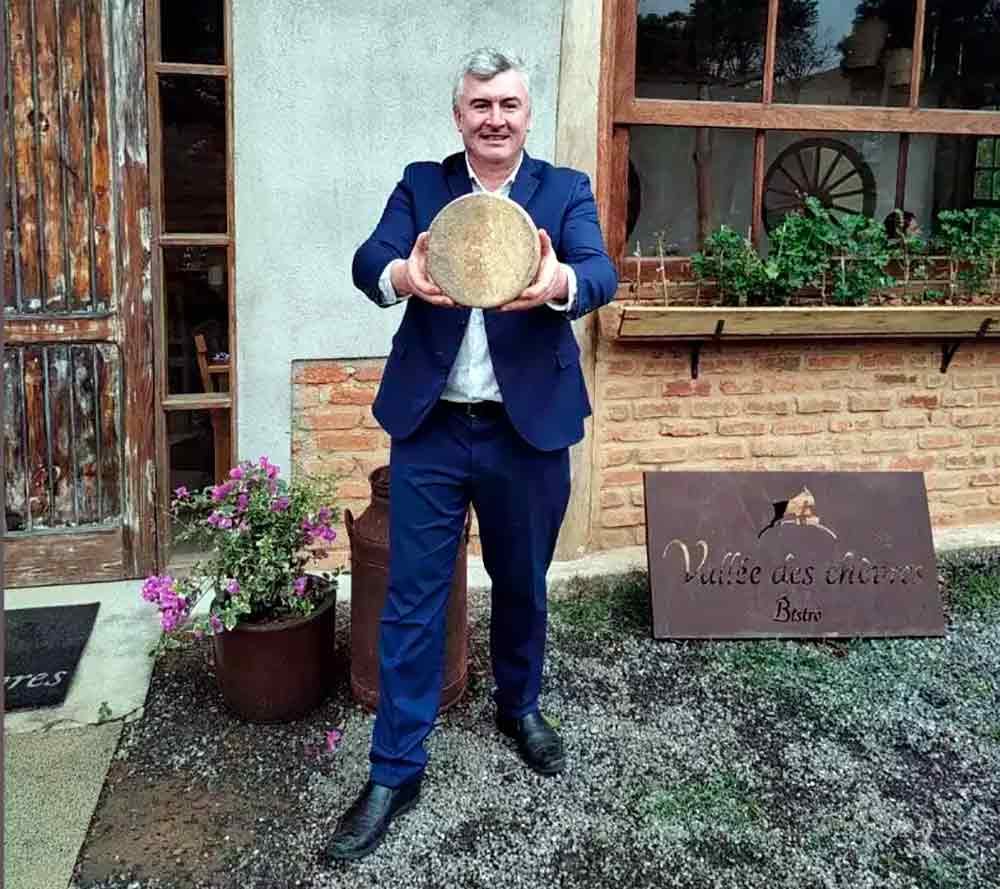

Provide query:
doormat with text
left=4, top=603, right=100, bottom=711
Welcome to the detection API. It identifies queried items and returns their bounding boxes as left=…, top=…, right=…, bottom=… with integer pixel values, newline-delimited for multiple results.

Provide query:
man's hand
left=500, top=229, right=568, bottom=312
left=391, top=232, right=456, bottom=308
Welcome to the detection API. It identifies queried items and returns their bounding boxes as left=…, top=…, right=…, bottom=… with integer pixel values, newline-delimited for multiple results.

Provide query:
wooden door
left=2, top=0, right=156, bottom=586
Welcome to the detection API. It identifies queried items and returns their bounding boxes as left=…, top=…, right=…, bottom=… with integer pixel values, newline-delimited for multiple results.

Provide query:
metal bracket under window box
left=940, top=318, right=995, bottom=373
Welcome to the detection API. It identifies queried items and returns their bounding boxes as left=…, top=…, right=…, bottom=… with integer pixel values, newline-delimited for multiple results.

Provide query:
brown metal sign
left=643, top=472, right=944, bottom=639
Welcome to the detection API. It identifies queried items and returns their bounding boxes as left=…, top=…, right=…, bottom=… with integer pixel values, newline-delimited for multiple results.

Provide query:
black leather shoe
left=496, top=711, right=566, bottom=776
left=319, top=777, right=422, bottom=862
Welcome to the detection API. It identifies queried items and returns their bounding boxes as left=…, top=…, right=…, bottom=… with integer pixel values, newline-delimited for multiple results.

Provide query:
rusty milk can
left=345, top=465, right=469, bottom=711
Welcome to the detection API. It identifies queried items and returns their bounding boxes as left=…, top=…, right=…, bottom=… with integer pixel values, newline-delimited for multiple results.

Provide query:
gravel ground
left=72, top=553, right=1000, bottom=889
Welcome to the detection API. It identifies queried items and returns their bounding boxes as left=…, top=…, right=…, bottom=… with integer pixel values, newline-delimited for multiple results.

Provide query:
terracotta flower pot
left=211, top=585, right=337, bottom=723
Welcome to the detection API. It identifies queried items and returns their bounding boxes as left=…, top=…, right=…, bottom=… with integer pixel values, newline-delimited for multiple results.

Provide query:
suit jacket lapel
left=445, top=153, right=473, bottom=199
left=508, top=152, right=541, bottom=208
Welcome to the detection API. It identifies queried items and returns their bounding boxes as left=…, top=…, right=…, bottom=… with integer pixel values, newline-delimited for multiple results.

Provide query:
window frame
left=598, top=0, right=1000, bottom=275
left=974, top=135, right=1000, bottom=207
left=144, top=0, right=236, bottom=565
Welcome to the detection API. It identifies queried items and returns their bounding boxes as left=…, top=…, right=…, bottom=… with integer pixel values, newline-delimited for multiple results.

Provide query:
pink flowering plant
left=142, top=457, right=339, bottom=636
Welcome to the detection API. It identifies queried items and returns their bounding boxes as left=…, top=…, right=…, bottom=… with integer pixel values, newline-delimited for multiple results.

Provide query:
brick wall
left=291, top=340, right=1000, bottom=565
left=594, top=338, right=1000, bottom=550
left=290, top=358, right=483, bottom=567
left=291, top=359, right=389, bottom=567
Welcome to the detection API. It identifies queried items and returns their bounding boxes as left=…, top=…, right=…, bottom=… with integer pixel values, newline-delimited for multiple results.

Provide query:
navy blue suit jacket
left=352, top=151, right=618, bottom=452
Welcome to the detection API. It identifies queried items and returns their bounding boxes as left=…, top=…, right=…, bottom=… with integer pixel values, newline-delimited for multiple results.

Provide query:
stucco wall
left=232, top=0, right=565, bottom=468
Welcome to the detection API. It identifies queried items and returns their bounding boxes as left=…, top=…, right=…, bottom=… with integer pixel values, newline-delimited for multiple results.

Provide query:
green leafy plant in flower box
left=936, top=209, right=1000, bottom=300
left=690, top=224, right=773, bottom=307
left=687, top=200, right=1000, bottom=307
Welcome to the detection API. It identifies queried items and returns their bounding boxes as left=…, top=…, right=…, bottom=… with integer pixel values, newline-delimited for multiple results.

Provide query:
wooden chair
left=193, top=330, right=232, bottom=484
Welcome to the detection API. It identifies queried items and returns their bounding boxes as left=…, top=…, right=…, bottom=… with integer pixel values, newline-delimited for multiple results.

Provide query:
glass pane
left=636, top=1, right=766, bottom=102
left=160, top=76, right=227, bottom=233
left=920, top=2, right=1000, bottom=109
left=975, top=170, right=993, bottom=200
left=762, top=132, right=899, bottom=237
left=164, top=246, right=229, bottom=395
left=168, top=408, right=224, bottom=560
left=628, top=126, right=756, bottom=256
left=908, top=133, right=1000, bottom=215
left=976, top=138, right=995, bottom=167
left=161, top=1, right=224, bottom=65
left=774, top=0, right=915, bottom=107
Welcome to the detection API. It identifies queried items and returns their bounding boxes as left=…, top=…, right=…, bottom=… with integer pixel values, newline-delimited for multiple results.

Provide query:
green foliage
left=949, top=571, right=1000, bottom=618
left=689, top=201, right=1000, bottom=305
left=766, top=197, right=833, bottom=297
left=550, top=569, right=650, bottom=638
left=691, top=199, right=896, bottom=306
left=691, top=225, right=772, bottom=306
left=825, top=211, right=897, bottom=306
left=145, top=458, right=340, bottom=636
left=641, top=770, right=765, bottom=831
left=935, top=209, right=1000, bottom=297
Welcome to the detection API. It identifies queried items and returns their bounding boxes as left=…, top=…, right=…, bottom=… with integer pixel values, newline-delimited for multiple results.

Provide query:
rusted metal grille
left=3, top=0, right=113, bottom=315
left=3, top=343, right=122, bottom=531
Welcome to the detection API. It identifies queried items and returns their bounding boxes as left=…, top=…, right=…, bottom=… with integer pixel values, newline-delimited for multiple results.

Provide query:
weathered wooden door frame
left=2, top=0, right=157, bottom=586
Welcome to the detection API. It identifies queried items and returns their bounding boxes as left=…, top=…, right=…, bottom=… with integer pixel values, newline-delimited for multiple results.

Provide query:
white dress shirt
left=376, top=151, right=577, bottom=403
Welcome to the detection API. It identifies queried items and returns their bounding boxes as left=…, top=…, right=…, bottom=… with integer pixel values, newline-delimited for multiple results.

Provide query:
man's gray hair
left=452, top=48, right=530, bottom=111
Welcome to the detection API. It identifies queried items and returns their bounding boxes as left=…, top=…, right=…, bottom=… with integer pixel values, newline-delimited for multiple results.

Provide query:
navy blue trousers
left=369, top=402, right=570, bottom=787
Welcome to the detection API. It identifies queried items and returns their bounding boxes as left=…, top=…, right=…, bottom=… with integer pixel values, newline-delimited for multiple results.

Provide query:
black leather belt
left=438, top=399, right=506, bottom=420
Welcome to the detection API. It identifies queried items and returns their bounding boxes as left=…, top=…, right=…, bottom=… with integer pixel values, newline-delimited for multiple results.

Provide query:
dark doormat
left=4, top=603, right=100, bottom=711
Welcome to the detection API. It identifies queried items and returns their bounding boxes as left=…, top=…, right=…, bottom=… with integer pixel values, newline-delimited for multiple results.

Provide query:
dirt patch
left=76, top=764, right=257, bottom=886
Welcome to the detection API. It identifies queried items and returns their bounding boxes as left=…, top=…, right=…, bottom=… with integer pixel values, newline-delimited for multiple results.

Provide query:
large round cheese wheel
left=426, top=192, right=541, bottom=308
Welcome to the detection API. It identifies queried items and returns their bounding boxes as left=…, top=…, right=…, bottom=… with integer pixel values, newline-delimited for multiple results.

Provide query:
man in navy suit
left=322, top=47, right=618, bottom=862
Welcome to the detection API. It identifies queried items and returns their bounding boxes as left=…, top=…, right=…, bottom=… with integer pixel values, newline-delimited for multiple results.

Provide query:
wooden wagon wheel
left=763, top=137, right=877, bottom=232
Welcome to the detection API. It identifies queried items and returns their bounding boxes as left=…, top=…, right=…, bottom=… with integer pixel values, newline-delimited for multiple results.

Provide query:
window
left=605, top=0, right=1000, bottom=272
left=974, top=135, right=1000, bottom=205
left=146, top=0, right=235, bottom=562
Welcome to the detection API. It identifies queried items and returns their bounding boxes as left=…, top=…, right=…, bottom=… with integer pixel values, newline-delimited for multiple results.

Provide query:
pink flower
left=209, top=615, right=224, bottom=634
left=237, top=493, right=249, bottom=512
left=173, top=486, right=189, bottom=500
left=318, top=506, right=332, bottom=522
left=271, top=495, right=290, bottom=512
left=211, top=482, right=232, bottom=502
left=326, top=729, right=343, bottom=753
left=229, top=467, right=244, bottom=480
left=141, top=575, right=191, bottom=633
left=141, top=575, right=168, bottom=602
left=225, top=578, right=240, bottom=596
left=293, top=576, right=308, bottom=596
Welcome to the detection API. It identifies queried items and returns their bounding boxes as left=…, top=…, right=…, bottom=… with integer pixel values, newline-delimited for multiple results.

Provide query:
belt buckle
left=463, top=402, right=478, bottom=418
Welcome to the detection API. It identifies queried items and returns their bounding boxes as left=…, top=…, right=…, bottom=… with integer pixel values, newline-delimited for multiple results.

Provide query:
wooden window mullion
left=752, top=0, right=780, bottom=247
left=613, top=0, right=636, bottom=117
left=910, top=0, right=927, bottom=111
left=892, top=0, right=929, bottom=210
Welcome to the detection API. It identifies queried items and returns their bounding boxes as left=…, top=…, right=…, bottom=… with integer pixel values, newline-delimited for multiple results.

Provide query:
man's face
left=454, top=70, right=531, bottom=170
